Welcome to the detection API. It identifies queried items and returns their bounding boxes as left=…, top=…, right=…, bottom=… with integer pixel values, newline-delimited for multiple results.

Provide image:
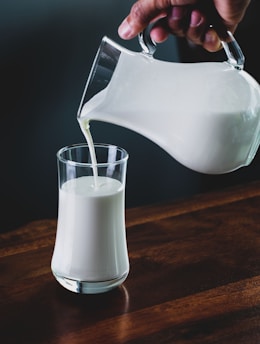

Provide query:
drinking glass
left=51, top=143, right=129, bottom=294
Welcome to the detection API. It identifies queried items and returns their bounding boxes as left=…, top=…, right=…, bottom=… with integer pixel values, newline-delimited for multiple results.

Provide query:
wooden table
left=0, top=181, right=260, bottom=343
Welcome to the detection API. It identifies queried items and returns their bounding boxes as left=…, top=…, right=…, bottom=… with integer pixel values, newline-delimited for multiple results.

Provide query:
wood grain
left=0, top=181, right=259, bottom=343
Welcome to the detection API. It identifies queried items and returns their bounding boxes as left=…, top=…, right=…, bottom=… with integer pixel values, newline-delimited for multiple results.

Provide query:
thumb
left=118, top=0, right=197, bottom=39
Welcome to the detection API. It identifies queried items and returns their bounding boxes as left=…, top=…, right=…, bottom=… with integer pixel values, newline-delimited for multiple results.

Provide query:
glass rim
left=56, top=143, right=129, bottom=167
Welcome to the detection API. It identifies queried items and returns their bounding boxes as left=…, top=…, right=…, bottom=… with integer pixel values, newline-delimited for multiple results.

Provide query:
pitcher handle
left=138, top=24, right=157, bottom=56
left=138, top=26, right=245, bottom=70
left=221, top=31, right=245, bottom=70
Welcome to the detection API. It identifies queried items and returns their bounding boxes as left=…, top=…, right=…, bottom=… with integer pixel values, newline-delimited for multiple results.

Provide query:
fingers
left=151, top=7, right=222, bottom=52
left=186, top=9, right=222, bottom=51
left=213, top=0, right=251, bottom=25
left=118, top=0, right=196, bottom=40
left=118, top=0, right=237, bottom=52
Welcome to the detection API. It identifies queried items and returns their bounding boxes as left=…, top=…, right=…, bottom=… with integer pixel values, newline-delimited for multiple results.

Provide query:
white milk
left=79, top=53, right=260, bottom=174
left=78, top=118, right=99, bottom=186
left=51, top=175, right=129, bottom=281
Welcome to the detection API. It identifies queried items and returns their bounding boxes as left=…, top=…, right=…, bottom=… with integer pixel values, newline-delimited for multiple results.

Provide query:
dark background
left=0, top=0, right=259, bottom=232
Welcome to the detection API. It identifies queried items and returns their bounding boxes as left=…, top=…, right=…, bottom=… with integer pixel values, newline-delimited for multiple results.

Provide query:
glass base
left=52, top=271, right=129, bottom=294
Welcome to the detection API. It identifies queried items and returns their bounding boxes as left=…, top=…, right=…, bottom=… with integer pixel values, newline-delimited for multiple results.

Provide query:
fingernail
left=205, top=31, right=217, bottom=44
left=190, top=11, right=202, bottom=27
left=171, top=6, right=184, bottom=20
left=118, top=19, right=133, bottom=39
left=205, top=31, right=222, bottom=51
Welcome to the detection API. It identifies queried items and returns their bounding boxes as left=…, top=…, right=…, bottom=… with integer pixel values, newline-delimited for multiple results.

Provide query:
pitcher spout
left=77, top=36, right=123, bottom=119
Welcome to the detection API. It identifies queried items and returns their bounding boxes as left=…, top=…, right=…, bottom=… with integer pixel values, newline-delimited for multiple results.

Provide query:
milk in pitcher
left=79, top=51, right=260, bottom=174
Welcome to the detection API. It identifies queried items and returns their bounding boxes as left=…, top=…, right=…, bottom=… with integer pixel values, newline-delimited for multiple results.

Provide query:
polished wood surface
left=0, top=181, right=260, bottom=343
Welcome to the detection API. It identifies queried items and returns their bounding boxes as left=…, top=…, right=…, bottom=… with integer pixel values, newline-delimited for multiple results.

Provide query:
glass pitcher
left=77, top=28, right=260, bottom=174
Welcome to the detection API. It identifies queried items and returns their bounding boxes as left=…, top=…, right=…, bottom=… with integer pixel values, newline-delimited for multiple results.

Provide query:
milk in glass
left=51, top=122, right=129, bottom=294
left=51, top=176, right=128, bottom=282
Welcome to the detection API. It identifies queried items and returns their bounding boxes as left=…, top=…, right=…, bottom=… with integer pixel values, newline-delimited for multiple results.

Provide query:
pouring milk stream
left=78, top=29, right=260, bottom=175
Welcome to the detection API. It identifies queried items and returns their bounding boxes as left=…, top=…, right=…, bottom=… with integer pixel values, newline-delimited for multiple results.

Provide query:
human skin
left=118, top=0, right=251, bottom=52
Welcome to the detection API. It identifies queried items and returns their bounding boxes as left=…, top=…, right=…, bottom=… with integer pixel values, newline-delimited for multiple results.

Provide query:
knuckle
left=131, top=2, right=149, bottom=24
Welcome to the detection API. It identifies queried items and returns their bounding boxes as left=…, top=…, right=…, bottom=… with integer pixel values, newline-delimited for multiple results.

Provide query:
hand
left=118, top=0, right=251, bottom=52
